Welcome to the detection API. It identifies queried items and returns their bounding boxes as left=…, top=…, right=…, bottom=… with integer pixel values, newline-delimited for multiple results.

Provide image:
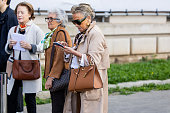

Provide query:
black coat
left=0, top=6, right=18, bottom=71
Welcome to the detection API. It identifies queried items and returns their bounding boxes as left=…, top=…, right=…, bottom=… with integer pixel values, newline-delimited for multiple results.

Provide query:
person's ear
left=87, top=16, right=91, bottom=21
left=58, top=20, right=62, bottom=24
left=86, top=16, right=91, bottom=25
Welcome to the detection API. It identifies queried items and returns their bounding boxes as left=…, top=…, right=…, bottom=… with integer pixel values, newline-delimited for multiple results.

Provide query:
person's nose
left=18, top=12, right=22, bottom=17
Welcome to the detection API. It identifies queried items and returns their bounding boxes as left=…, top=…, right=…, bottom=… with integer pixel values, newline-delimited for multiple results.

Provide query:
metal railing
left=0, top=72, right=7, bottom=113
left=34, top=9, right=170, bottom=16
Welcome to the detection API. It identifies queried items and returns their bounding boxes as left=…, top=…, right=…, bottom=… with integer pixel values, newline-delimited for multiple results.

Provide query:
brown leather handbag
left=68, top=56, right=103, bottom=92
left=12, top=59, right=40, bottom=80
left=12, top=26, right=40, bottom=80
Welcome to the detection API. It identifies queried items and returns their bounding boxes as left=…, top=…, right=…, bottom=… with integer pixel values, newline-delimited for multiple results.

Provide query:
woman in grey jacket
left=5, top=2, right=44, bottom=113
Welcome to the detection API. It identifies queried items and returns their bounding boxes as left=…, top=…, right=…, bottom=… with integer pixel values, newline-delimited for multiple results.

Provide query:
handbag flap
left=79, top=66, right=94, bottom=78
left=19, top=60, right=35, bottom=72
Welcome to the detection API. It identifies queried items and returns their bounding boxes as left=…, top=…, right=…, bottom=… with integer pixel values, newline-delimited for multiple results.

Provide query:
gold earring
left=86, top=22, right=90, bottom=26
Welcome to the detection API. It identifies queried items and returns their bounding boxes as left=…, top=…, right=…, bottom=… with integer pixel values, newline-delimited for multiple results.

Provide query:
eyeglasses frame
left=45, top=17, right=60, bottom=22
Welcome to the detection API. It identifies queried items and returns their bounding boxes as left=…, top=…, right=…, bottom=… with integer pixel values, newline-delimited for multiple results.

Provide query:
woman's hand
left=63, top=46, right=75, bottom=54
left=45, top=77, right=53, bottom=89
left=64, top=46, right=82, bottom=58
left=57, top=41, right=68, bottom=46
left=57, top=41, right=82, bottom=58
left=20, top=41, right=32, bottom=50
left=9, top=39, right=17, bottom=49
left=56, top=41, right=74, bottom=54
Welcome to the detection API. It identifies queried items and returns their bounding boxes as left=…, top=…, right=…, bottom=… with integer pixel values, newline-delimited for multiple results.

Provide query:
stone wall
left=34, top=15, right=170, bottom=64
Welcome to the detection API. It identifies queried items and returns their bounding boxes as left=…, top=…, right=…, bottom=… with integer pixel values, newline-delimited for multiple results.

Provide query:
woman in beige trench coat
left=59, top=3, right=110, bottom=113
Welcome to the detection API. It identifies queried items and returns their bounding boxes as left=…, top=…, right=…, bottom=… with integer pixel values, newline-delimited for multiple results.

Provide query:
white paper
left=11, top=33, right=26, bottom=51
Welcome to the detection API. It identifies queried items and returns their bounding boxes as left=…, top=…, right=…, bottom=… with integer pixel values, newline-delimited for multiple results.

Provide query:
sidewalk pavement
left=23, top=90, right=170, bottom=113
left=36, top=79, right=170, bottom=100
left=22, top=79, right=170, bottom=113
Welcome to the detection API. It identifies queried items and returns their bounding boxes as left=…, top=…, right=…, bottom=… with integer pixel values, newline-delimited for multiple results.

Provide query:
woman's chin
left=78, top=28, right=83, bottom=32
left=18, top=21, right=24, bottom=24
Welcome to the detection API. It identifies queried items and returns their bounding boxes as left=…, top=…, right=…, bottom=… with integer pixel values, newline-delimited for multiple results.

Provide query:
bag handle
left=19, top=61, right=35, bottom=72
left=49, top=30, right=68, bottom=72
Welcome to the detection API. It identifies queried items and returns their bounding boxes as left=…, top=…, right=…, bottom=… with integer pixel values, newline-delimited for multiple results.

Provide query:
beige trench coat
left=64, top=21, right=110, bottom=113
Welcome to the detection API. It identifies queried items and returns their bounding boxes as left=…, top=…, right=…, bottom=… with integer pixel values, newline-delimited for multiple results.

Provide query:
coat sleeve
left=87, top=30, right=105, bottom=67
left=36, top=27, right=45, bottom=45
left=30, top=26, right=45, bottom=53
left=48, top=31, right=68, bottom=78
left=35, top=27, right=45, bottom=53
left=5, top=27, right=14, bottom=54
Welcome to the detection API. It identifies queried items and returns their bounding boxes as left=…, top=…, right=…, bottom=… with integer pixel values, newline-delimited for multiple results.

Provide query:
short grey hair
left=48, top=8, right=68, bottom=27
left=71, top=3, right=95, bottom=20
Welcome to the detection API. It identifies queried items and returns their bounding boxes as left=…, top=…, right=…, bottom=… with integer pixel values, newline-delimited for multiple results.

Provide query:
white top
left=65, top=54, right=89, bottom=69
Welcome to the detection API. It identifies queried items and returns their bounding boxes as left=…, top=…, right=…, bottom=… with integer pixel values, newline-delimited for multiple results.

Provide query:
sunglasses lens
left=72, top=20, right=81, bottom=25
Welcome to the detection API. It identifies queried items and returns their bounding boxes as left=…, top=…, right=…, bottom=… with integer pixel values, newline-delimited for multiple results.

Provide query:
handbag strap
left=12, top=26, right=18, bottom=58
left=49, top=29, right=68, bottom=72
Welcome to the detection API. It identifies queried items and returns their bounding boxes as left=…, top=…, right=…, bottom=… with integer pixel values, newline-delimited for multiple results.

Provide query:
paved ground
left=23, top=90, right=170, bottom=113
left=108, top=90, right=170, bottom=113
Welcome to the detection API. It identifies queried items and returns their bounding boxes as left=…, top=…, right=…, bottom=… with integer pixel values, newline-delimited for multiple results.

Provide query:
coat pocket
left=84, top=89, right=102, bottom=101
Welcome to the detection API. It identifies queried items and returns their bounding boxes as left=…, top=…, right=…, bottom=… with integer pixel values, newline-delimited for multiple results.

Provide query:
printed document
left=11, top=33, right=26, bottom=51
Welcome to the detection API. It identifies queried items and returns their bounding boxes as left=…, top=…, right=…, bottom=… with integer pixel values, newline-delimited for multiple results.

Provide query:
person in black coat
left=0, top=0, right=23, bottom=112
left=0, top=0, right=18, bottom=72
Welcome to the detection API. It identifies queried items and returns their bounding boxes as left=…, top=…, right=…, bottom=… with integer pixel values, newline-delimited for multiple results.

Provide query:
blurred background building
left=10, top=0, right=170, bottom=64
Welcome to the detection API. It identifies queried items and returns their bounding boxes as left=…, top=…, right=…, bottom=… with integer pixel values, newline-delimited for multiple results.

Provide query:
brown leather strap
left=14, top=26, right=17, bottom=33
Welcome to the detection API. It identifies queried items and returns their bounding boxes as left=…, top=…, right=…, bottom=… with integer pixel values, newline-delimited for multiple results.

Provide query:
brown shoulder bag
left=12, top=26, right=40, bottom=80
left=68, top=55, right=103, bottom=92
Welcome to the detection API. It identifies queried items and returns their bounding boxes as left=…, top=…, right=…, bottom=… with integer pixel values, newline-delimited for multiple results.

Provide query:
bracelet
left=46, top=76, right=55, bottom=80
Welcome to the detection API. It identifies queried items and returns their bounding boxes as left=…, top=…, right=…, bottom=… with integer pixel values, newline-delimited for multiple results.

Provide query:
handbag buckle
left=83, top=73, right=87, bottom=78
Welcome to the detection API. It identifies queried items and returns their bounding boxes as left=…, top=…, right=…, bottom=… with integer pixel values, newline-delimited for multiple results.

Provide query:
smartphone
left=53, top=42, right=64, bottom=48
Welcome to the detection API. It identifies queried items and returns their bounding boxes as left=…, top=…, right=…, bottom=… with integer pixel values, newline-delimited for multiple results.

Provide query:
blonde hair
left=71, top=3, right=95, bottom=20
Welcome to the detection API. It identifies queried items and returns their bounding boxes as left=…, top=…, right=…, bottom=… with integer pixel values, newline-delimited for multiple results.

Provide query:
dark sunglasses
left=72, top=17, right=87, bottom=25
left=45, top=17, right=60, bottom=22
